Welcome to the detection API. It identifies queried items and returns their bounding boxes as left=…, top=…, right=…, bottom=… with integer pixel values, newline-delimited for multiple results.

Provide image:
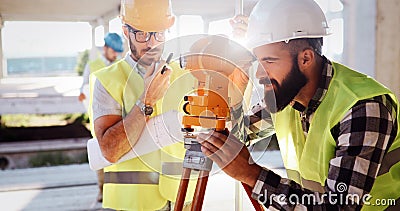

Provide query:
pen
left=161, top=52, right=173, bottom=74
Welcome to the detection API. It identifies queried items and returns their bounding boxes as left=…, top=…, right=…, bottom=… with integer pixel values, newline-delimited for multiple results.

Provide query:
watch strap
left=135, top=100, right=153, bottom=116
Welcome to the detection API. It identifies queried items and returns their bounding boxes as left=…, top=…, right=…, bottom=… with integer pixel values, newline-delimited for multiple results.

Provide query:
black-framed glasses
left=125, top=25, right=165, bottom=43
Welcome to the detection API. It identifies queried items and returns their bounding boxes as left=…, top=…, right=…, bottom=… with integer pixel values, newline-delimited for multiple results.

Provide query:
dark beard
left=263, top=56, right=307, bottom=113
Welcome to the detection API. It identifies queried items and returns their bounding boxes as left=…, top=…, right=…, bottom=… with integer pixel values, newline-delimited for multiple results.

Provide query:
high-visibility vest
left=273, top=62, right=400, bottom=210
left=88, top=57, right=106, bottom=74
left=93, top=60, right=196, bottom=210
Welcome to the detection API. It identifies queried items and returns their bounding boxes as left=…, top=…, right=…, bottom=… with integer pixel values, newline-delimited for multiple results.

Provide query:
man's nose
left=146, top=34, right=158, bottom=48
left=255, top=63, right=268, bottom=79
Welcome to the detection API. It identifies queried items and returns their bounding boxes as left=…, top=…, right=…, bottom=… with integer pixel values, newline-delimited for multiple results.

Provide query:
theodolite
left=174, top=35, right=264, bottom=211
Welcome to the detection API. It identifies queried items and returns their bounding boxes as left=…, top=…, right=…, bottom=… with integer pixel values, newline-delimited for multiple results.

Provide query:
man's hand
left=78, top=93, right=86, bottom=102
left=230, top=15, right=249, bottom=39
left=229, top=68, right=250, bottom=106
left=141, top=61, right=172, bottom=106
left=197, top=130, right=261, bottom=187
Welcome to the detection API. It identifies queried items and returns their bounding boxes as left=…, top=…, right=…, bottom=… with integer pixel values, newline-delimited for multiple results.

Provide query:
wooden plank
left=0, top=138, right=87, bottom=154
left=0, top=96, right=86, bottom=114
left=0, top=76, right=86, bottom=114
left=0, top=164, right=96, bottom=192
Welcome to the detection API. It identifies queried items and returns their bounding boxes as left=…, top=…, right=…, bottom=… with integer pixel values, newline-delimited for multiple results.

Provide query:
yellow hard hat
left=121, top=0, right=175, bottom=32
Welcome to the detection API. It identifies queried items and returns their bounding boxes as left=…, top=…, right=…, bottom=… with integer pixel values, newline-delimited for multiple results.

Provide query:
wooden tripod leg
left=191, top=170, right=210, bottom=211
left=242, top=182, right=264, bottom=211
left=174, top=168, right=192, bottom=211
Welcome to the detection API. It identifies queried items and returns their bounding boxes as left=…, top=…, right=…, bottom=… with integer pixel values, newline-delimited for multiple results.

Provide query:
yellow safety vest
left=273, top=62, right=400, bottom=210
left=92, top=59, right=196, bottom=210
left=88, top=57, right=106, bottom=74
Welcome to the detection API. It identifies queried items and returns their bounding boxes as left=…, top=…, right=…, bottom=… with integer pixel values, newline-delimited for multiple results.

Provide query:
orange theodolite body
left=181, top=53, right=234, bottom=132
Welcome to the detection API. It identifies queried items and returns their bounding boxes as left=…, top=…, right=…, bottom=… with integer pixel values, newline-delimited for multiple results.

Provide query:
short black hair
left=282, top=38, right=323, bottom=57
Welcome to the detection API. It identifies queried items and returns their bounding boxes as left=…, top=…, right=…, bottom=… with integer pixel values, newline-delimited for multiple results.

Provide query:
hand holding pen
left=142, top=52, right=173, bottom=106
left=161, top=52, right=173, bottom=74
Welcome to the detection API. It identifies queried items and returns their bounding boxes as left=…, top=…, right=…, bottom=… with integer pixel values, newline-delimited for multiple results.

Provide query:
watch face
left=144, top=106, right=153, bottom=115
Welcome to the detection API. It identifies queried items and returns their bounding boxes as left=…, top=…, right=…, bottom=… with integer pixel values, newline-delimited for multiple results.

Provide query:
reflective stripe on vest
left=104, top=171, right=160, bottom=184
left=378, top=147, right=400, bottom=176
left=162, top=162, right=183, bottom=175
left=286, top=169, right=325, bottom=193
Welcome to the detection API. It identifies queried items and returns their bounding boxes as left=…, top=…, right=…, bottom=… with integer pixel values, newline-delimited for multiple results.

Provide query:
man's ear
left=122, top=25, right=129, bottom=39
left=298, top=49, right=314, bottom=69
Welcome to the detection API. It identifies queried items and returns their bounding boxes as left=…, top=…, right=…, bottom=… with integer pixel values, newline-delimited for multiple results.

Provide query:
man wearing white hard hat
left=199, top=0, right=400, bottom=210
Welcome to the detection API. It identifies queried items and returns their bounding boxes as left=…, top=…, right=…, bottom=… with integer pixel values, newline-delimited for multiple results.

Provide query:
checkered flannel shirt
left=231, top=58, right=398, bottom=210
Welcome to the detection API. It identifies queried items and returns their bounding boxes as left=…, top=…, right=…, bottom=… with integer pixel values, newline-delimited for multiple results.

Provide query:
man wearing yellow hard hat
left=89, top=0, right=193, bottom=210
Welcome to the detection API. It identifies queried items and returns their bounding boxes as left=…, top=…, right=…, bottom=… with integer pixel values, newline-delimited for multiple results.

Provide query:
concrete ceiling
left=172, top=0, right=258, bottom=21
left=0, top=0, right=258, bottom=23
left=0, top=0, right=121, bottom=23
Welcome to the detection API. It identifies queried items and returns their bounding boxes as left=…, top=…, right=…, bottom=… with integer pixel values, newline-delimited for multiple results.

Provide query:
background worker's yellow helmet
left=121, top=0, right=175, bottom=32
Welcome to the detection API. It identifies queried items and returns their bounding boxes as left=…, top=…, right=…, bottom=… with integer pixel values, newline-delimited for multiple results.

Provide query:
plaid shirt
left=232, top=58, right=398, bottom=210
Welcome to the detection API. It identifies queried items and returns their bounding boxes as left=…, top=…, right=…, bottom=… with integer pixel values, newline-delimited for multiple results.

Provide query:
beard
left=105, top=52, right=116, bottom=63
left=262, top=56, right=307, bottom=113
left=129, top=38, right=162, bottom=66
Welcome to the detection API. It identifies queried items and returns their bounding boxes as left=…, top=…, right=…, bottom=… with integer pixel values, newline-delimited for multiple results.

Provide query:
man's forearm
left=97, top=105, right=147, bottom=163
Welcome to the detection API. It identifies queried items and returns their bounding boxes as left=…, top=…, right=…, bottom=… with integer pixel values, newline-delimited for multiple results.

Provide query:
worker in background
left=198, top=0, right=400, bottom=210
left=78, top=32, right=123, bottom=103
left=90, top=0, right=193, bottom=210
left=78, top=32, right=123, bottom=203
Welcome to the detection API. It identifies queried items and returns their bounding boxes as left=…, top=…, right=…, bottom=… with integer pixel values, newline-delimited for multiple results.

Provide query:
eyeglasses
left=126, top=25, right=165, bottom=43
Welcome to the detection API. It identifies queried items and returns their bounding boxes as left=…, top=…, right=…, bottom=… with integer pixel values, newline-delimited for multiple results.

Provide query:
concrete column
left=203, top=19, right=209, bottom=34
left=342, top=0, right=376, bottom=77
left=103, top=21, right=109, bottom=35
left=0, top=16, right=4, bottom=78
left=375, top=0, right=400, bottom=99
left=175, top=15, right=180, bottom=37
left=90, top=22, right=98, bottom=60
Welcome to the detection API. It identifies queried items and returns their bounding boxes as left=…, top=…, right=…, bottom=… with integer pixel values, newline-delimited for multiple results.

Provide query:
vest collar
left=100, top=53, right=112, bottom=66
left=292, top=56, right=333, bottom=114
left=124, top=52, right=146, bottom=78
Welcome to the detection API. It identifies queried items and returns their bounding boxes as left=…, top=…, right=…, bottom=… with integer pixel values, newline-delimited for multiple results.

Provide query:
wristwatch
left=136, top=100, right=153, bottom=116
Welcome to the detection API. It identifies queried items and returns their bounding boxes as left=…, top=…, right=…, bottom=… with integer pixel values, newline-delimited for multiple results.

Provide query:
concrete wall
left=0, top=21, right=4, bottom=79
left=375, top=0, right=400, bottom=100
left=342, top=0, right=376, bottom=77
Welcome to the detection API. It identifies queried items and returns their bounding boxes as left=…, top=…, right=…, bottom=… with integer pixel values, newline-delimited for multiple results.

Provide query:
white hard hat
left=247, top=0, right=330, bottom=50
